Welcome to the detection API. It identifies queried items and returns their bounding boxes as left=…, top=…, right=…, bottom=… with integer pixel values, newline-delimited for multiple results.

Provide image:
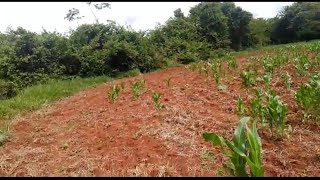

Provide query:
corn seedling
left=281, top=72, right=292, bottom=89
left=240, top=71, right=256, bottom=87
left=108, top=84, right=121, bottom=103
left=236, top=96, right=247, bottom=117
left=201, top=63, right=210, bottom=78
left=152, top=92, right=165, bottom=111
left=262, top=72, right=272, bottom=89
left=132, top=80, right=146, bottom=100
left=210, top=62, right=221, bottom=85
left=227, top=55, right=238, bottom=70
left=295, top=74, right=320, bottom=121
left=262, top=59, right=274, bottom=74
left=164, top=77, right=172, bottom=87
left=275, top=54, right=289, bottom=68
left=295, top=56, right=310, bottom=76
left=265, top=91, right=289, bottom=138
left=250, top=89, right=265, bottom=124
left=203, top=117, right=264, bottom=177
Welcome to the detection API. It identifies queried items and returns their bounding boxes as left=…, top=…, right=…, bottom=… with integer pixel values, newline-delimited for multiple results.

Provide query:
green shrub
left=0, top=80, right=17, bottom=100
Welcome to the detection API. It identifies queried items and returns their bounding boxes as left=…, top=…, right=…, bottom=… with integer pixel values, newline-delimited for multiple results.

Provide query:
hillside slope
left=0, top=64, right=319, bottom=176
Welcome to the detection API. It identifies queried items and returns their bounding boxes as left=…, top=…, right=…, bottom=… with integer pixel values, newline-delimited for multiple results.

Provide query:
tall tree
left=174, top=8, right=184, bottom=18
left=249, top=18, right=273, bottom=47
left=221, top=2, right=253, bottom=50
left=271, top=2, right=320, bottom=44
left=189, top=2, right=230, bottom=48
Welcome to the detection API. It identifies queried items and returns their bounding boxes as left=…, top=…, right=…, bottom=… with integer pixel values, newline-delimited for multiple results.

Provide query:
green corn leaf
left=233, top=117, right=250, bottom=151
left=203, top=132, right=225, bottom=146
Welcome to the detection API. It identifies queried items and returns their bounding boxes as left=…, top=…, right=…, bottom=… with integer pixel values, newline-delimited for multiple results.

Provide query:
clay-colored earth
left=0, top=57, right=319, bottom=177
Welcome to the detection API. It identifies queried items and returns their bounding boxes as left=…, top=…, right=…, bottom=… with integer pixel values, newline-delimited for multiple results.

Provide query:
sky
left=0, top=2, right=294, bottom=34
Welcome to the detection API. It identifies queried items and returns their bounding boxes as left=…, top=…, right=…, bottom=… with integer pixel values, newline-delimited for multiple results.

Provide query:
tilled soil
left=0, top=60, right=319, bottom=176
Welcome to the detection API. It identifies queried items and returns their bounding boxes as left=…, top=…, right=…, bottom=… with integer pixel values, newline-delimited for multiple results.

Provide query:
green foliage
left=209, top=61, right=224, bottom=85
left=240, top=70, right=256, bottom=87
left=281, top=71, right=292, bottom=89
left=0, top=76, right=111, bottom=120
left=189, top=2, right=230, bottom=49
left=295, top=73, right=320, bottom=121
left=262, top=58, right=274, bottom=74
left=221, top=2, right=253, bottom=50
left=0, top=80, right=17, bottom=100
left=271, top=2, right=320, bottom=44
left=236, top=96, right=247, bottom=117
left=265, top=91, right=289, bottom=137
left=0, top=2, right=319, bottom=107
left=152, top=92, right=165, bottom=111
left=203, top=117, right=264, bottom=177
left=226, top=54, right=238, bottom=70
left=294, top=55, right=310, bottom=76
left=108, top=84, right=121, bottom=103
left=249, top=89, right=265, bottom=124
left=131, top=80, right=146, bottom=100
left=249, top=18, right=273, bottom=47
left=262, top=72, right=273, bottom=89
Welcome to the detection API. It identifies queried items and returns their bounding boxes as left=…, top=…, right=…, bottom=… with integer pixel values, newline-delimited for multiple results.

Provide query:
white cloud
left=0, top=2, right=294, bottom=34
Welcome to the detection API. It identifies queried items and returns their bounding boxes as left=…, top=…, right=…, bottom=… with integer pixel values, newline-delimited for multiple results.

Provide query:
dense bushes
left=0, top=80, right=17, bottom=100
left=0, top=2, right=319, bottom=100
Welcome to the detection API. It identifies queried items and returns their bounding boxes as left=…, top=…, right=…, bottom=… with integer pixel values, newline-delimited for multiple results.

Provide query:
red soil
left=0, top=57, right=319, bottom=177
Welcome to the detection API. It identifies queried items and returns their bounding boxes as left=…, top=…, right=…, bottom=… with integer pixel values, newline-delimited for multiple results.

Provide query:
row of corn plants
left=107, top=79, right=166, bottom=112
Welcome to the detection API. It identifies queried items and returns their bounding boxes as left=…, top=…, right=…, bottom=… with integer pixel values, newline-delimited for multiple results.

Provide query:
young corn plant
left=164, top=77, right=172, bottom=87
left=203, top=117, right=264, bottom=177
left=275, top=54, right=289, bottom=68
left=262, top=59, right=274, bottom=74
left=108, top=84, right=121, bottom=103
left=132, top=80, right=146, bottom=100
left=295, top=74, right=320, bottom=121
left=240, top=71, right=256, bottom=87
left=281, top=71, right=292, bottom=89
left=295, top=55, right=310, bottom=76
left=250, top=89, right=265, bottom=124
left=236, top=96, right=247, bottom=118
left=227, top=55, right=238, bottom=70
left=152, top=92, right=165, bottom=111
left=210, top=62, right=221, bottom=85
left=201, top=63, right=210, bottom=79
left=262, top=72, right=272, bottom=89
left=264, top=91, right=289, bottom=138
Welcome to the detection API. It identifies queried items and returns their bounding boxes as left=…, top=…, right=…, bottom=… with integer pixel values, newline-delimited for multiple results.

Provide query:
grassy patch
left=0, top=76, right=112, bottom=121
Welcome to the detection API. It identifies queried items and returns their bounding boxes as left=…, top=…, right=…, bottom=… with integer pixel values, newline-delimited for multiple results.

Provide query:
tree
left=271, top=2, right=320, bottom=44
left=249, top=18, right=273, bottom=47
left=189, top=2, right=230, bottom=48
left=221, top=2, right=253, bottom=50
left=174, top=8, right=184, bottom=18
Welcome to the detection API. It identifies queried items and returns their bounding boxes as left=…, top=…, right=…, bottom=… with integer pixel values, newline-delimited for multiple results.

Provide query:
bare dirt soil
left=0, top=58, right=319, bottom=177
